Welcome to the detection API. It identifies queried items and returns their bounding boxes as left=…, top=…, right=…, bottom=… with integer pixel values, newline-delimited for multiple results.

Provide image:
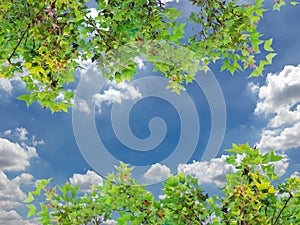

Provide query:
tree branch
left=7, top=24, right=30, bottom=64
left=272, top=192, right=293, bottom=225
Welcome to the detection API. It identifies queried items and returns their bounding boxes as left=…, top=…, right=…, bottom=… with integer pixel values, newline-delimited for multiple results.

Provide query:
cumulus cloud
left=0, top=138, right=37, bottom=211
left=101, top=220, right=117, bottom=225
left=254, top=65, right=300, bottom=152
left=144, top=163, right=172, bottom=182
left=31, top=136, right=45, bottom=147
left=3, top=130, right=12, bottom=136
left=0, top=210, right=37, bottom=225
left=178, top=155, right=235, bottom=187
left=290, top=171, right=300, bottom=178
left=0, top=172, right=30, bottom=209
left=0, top=67, right=28, bottom=96
left=13, top=173, right=34, bottom=185
left=161, top=0, right=180, bottom=4
left=0, top=138, right=37, bottom=172
left=0, top=130, right=39, bottom=225
left=69, top=170, right=104, bottom=192
left=255, top=65, right=300, bottom=115
left=2, top=127, right=44, bottom=147
left=273, top=153, right=289, bottom=177
left=177, top=151, right=288, bottom=187
left=75, top=99, right=91, bottom=114
left=15, top=127, right=28, bottom=141
left=247, top=82, right=260, bottom=94
left=92, top=81, right=142, bottom=113
left=0, top=79, right=13, bottom=93
left=134, top=56, right=145, bottom=69
left=258, top=123, right=300, bottom=151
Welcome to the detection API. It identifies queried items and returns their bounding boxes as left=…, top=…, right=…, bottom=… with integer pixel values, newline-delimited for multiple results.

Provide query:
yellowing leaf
left=23, top=62, right=32, bottom=70
left=268, top=186, right=277, bottom=194
left=30, top=66, right=45, bottom=76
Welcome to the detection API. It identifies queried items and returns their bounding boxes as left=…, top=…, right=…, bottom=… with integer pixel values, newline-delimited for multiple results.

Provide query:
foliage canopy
left=25, top=144, right=300, bottom=224
left=0, top=0, right=297, bottom=112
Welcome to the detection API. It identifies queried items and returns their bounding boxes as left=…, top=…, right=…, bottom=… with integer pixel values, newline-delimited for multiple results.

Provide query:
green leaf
left=264, top=38, right=274, bottom=52
left=24, top=193, right=34, bottom=203
left=39, top=178, right=52, bottom=188
left=290, top=1, right=299, bottom=6
left=221, top=59, right=230, bottom=72
left=266, top=53, right=277, bottom=64
left=269, top=149, right=282, bottom=162
left=27, top=204, right=36, bottom=217
left=17, top=94, right=31, bottom=106
left=172, top=23, right=185, bottom=40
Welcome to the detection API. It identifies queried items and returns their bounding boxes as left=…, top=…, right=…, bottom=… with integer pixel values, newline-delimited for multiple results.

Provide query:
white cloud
left=133, top=56, right=145, bottom=69
left=290, top=171, right=300, bottom=178
left=255, top=65, right=300, bottom=115
left=13, top=173, right=34, bottom=185
left=101, top=220, right=117, bottom=225
left=268, top=106, right=300, bottom=128
left=0, top=135, right=38, bottom=224
left=144, top=163, right=172, bottom=182
left=31, top=136, right=45, bottom=147
left=0, top=172, right=30, bottom=209
left=0, top=78, right=13, bottom=93
left=69, top=170, right=104, bottom=193
left=3, top=130, right=12, bottom=136
left=247, top=82, right=260, bottom=94
left=258, top=123, right=300, bottom=151
left=3, top=127, right=45, bottom=147
left=92, top=82, right=142, bottom=113
left=0, top=210, right=37, bottom=225
left=15, top=127, right=28, bottom=141
left=178, top=155, right=235, bottom=187
left=177, top=151, right=288, bottom=187
left=0, top=67, right=27, bottom=95
left=161, top=0, right=180, bottom=4
left=254, top=65, right=300, bottom=151
left=273, top=153, right=289, bottom=177
left=75, top=99, right=91, bottom=114
left=0, top=138, right=37, bottom=172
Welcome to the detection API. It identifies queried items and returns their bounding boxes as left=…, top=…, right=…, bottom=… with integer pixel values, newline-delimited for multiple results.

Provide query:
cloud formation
left=75, top=99, right=91, bottom=114
left=0, top=210, right=36, bottom=225
left=0, top=135, right=38, bottom=225
left=3, top=127, right=44, bottom=147
left=69, top=170, right=104, bottom=192
left=177, top=152, right=288, bottom=187
left=144, top=163, right=172, bottom=182
left=0, top=78, right=13, bottom=93
left=92, top=81, right=142, bottom=113
left=178, top=155, right=235, bottom=187
left=0, top=67, right=28, bottom=96
left=0, top=138, right=37, bottom=172
left=254, top=65, right=300, bottom=151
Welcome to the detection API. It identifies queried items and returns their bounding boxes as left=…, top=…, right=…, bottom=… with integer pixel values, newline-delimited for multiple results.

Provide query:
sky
left=1, top=0, right=300, bottom=224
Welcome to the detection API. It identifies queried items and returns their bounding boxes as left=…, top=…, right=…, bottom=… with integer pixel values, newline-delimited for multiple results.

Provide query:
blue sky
left=1, top=0, right=300, bottom=224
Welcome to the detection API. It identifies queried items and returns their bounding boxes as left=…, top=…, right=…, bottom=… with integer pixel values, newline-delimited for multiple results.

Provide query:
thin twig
left=7, top=24, right=31, bottom=64
left=272, top=192, right=293, bottom=225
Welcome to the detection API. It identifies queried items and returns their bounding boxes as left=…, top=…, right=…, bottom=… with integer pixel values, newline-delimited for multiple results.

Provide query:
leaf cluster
left=25, top=144, right=300, bottom=224
left=0, top=0, right=298, bottom=111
